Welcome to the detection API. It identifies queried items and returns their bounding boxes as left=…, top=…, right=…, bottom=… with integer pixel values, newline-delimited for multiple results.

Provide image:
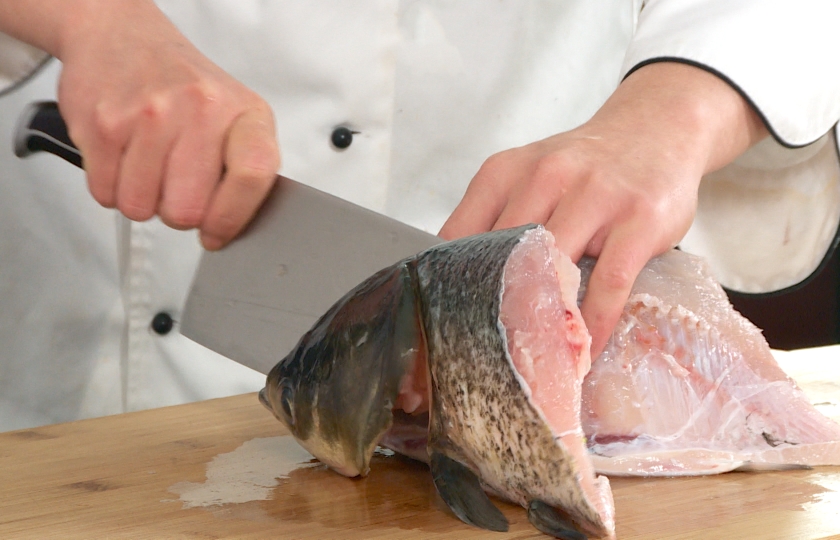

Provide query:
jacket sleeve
left=622, top=0, right=840, bottom=147
left=0, top=32, right=50, bottom=97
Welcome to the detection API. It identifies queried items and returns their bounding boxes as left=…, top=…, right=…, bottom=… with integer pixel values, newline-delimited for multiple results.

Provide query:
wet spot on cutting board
left=66, top=480, right=113, bottom=492
left=166, top=436, right=318, bottom=508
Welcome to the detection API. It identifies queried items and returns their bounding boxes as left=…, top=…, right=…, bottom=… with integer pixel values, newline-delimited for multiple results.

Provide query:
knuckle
left=89, top=186, right=116, bottom=209
left=138, top=96, right=168, bottom=125
left=228, top=142, right=280, bottom=192
left=185, top=79, right=215, bottom=100
left=247, top=96, right=274, bottom=116
left=118, top=199, right=155, bottom=222
left=629, top=194, right=667, bottom=222
left=598, top=260, right=636, bottom=292
left=90, top=103, right=124, bottom=144
left=526, top=155, right=576, bottom=196
left=85, top=173, right=116, bottom=208
left=185, top=81, right=225, bottom=115
left=204, top=213, right=239, bottom=239
left=534, top=152, right=572, bottom=176
left=226, top=163, right=276, bottom=194
left=160, top=205, right=204, bottom=230
left=248, top=133, right=282, bottom=167
left=481, top=148, right=519, bottom=173
left=474, top=149, right=522, bottom=187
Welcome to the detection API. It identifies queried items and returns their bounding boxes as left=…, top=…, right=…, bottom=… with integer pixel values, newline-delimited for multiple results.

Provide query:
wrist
left=667, top=63, right=769, bottom=174
left=0, top=0, right=158, bottom=58
left=54, top=0, right=169, bottom=61
left=0, top=0, right=65, bottom=55
left=592, top=61, right=768, bottom=176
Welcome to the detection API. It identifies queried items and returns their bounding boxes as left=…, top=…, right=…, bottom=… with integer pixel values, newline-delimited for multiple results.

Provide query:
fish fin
left=527, top=500, right=587, bottom=540
left=429, top=451, right=508, bottom=532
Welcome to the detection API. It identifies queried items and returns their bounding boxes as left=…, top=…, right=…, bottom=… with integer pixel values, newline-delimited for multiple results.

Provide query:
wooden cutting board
left=1, top=349, right=839, bottom=539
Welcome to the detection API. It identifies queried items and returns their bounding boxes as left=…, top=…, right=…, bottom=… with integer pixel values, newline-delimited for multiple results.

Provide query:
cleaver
left=14, top=100, right=443, bottom=374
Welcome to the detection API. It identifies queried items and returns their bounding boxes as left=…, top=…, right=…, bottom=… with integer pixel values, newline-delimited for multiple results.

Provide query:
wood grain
left=1, top=389, right=839, bottom=540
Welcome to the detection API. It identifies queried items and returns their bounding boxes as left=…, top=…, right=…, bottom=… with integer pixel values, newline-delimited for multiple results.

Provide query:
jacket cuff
left=622, top=0, right=840, bottom=147
left=0, top=32, right=51, bottom=97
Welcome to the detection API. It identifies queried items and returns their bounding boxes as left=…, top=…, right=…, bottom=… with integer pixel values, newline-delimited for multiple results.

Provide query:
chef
left=0, top=0, right=837, bottom=432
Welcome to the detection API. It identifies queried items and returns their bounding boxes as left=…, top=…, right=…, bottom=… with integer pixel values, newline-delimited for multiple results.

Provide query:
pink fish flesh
left=578, top=251, right=840, bottom=476
left=264, top=225, right=616, bottom=538
left=262, top=225, right=840, bottom=540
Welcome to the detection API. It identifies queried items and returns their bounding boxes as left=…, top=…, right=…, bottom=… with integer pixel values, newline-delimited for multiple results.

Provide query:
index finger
left=579, top=229, right=653, bottom=358
left=200, top=106, right=280, bottom=250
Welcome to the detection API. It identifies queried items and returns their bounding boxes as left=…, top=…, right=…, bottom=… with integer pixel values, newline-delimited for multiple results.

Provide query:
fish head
left=260, top=262, right=421, bottom=478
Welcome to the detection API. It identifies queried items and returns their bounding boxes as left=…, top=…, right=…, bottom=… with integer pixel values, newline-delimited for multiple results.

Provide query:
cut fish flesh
left=262, top=225, right=616, bottom=538
left=579, top=251, right=840, bottom=476
left=262, top=224, right=840, bottom=540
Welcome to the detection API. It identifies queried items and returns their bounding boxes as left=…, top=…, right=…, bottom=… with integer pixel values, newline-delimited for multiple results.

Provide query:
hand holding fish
left=0, top=0, right=280, bottom=251
left=440, top=62, right=768, bottom=357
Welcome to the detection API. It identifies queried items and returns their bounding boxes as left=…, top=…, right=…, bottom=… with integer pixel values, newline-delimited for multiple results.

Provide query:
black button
left=331, top=126, right=355, bottom=149
left=151, top=312, right=174, bottom=335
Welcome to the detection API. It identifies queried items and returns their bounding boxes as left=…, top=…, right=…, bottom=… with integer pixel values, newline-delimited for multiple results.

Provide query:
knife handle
left=14, top=100, right=83, bottom=169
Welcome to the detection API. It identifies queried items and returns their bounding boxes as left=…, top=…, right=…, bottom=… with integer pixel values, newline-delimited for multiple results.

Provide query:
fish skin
left=261, top=261, right=422, bottom=478
left=262, top=224, right=614, bottom=539
left=261, top=224, right=840, bottom=537
left=412, top=226, right=610, bottom=537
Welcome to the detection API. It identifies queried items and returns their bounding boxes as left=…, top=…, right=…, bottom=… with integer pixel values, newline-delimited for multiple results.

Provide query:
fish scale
left=262, top=224, right=840, bottom=539
left=412, top=226, right=608, bottom=535
left=261, top=224, right=614, bottom=539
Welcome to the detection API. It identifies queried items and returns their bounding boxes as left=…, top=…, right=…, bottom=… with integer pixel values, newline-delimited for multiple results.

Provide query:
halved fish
left=260, top=224, right=840, bottom=539
left=261, top=225, right=615, bottom=539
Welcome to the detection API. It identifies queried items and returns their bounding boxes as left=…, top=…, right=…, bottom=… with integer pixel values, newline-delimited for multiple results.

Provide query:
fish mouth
left=316, top=442, right=371, bottom=477
left=304, top=400, right=431, bottom=477
left=343, top=404, right=433, bottom=475
left=301, top=413, right=390, bottom=477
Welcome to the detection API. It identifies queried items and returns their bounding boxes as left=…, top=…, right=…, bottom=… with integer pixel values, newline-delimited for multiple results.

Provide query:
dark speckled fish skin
left=411, top=226, right=607, bottom=536
left=262, top=224, right=608, bottom=538
left=261, top=261, right=421, bottom=477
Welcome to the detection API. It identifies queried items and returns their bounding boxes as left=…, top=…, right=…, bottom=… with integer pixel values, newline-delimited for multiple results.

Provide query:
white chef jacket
left=0, top=0, right=838, bottom=432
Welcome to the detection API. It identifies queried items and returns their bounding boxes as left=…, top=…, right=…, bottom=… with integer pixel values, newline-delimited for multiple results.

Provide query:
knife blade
left=15, top=100, right=444, bottom=374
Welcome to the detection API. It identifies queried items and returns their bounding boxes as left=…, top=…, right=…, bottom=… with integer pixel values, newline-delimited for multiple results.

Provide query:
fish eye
left=280, top=381, right=295, bottom=427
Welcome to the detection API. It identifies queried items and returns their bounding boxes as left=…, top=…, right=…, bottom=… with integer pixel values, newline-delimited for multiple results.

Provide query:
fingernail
left=201, top=233, right=225, bottom=251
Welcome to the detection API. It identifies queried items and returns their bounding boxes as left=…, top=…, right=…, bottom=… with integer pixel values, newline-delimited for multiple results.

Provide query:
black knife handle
left=14, top=100, right=83, bottom=169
